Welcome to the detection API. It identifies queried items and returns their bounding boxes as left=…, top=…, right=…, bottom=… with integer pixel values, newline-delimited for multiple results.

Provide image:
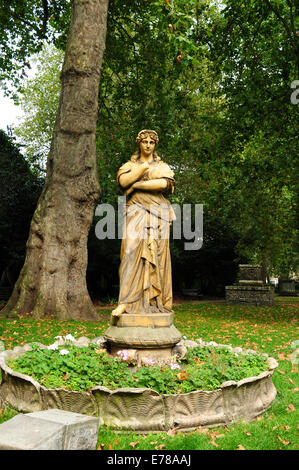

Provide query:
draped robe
left=117, top=157, right=175, bottom=314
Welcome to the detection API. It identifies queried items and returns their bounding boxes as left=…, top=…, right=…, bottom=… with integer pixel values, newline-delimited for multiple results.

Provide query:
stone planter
left=0, top=340, right=278, bottom=433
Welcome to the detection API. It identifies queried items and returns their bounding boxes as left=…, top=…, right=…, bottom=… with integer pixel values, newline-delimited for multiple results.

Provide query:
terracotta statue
left=112, top=129, right=176, bottom=319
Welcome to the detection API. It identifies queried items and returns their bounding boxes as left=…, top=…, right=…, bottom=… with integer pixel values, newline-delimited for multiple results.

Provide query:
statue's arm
left=128, top=178, right=168, bottom=194
left=118, top=162, right=149, bottom=189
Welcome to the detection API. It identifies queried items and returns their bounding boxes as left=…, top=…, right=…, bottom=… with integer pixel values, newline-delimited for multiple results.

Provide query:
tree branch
left=285, top=0, right=298, bottom=42
left=264, top=0, right=291, bottom=36
left=264, top=0, right=299, bottom=69
left=41, top=0, right=49, bottom=37
left=8, top=10, right=41, bottom=36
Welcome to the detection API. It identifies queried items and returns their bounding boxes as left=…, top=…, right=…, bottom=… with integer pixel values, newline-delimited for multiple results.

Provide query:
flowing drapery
left=117, top=158, right=175, bottom=314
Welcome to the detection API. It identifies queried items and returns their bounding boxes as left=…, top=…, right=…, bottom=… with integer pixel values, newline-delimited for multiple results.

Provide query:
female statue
left=112, top=130, right=176, bottom=319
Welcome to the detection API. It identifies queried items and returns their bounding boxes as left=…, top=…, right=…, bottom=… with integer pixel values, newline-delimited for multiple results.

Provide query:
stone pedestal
left=104, top=311, right=182, bottom=364
left=225, top=285, right=274, bottom=306
left=225, top=264, right=274, bottom=306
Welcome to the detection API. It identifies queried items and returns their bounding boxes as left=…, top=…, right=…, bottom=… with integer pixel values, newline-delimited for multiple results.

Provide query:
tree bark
left=1, top=0, right=109, bottom=320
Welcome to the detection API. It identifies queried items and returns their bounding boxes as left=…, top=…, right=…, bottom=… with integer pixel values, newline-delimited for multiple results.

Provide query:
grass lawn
left=0, top=296, right=298, bottom=451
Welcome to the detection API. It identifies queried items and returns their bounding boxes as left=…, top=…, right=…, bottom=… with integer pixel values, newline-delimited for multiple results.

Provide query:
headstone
left=225, top=264, right=274, bottom=306
left=278, top=278, right=297, bottom=296
left=0, top=409, right=99, bottom=450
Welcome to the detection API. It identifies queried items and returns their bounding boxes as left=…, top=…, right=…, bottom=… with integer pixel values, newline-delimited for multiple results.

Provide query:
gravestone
left=225, top=264, right=274, bottom=306
left=278, top=278, right=297, bottom=296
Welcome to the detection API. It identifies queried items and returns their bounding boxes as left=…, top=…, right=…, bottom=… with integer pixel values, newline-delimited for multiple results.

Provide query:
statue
left=112, top=129, right=176, bottom=318
left=104, top=130, right=181, bottom=363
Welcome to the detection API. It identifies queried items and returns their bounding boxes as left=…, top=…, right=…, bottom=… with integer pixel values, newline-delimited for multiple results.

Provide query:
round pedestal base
left=104, top=324, right=182, bottom=349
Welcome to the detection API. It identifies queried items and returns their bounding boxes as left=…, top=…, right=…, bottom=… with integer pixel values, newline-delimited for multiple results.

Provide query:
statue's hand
left=124, top=185, right=134, bottom=197
left=141, top=162, right=150, bottom=170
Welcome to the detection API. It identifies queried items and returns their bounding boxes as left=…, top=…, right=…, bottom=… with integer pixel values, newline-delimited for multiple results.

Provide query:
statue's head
left=131, top=129, right=161, bottom=162
left=136, top=129, right=159, bottom=147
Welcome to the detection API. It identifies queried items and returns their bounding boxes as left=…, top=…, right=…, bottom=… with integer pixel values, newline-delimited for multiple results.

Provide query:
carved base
left=104, top=324, right=182, bottom=349
left=114, top=311, right=174, bottom=328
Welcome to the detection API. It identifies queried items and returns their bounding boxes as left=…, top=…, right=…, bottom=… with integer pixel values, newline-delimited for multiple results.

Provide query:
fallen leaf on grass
left=150, top=441, right=158, bottom=445
left=291, top=388, right=299, bottom=392
left=237, top=444, right=246, bottom=450
left=277, top=436, right=290, bottom=446
left=289, top=378, right=295, bottom=384
left=278, top=352, right=287, bottom=360
left=210, top=430, right=224, bottom=439
left=244, top=430, right=251, bottom=436
left=97, top=443, right=105, bottom=450
left=272, top=425, right=278, bottom=430
left=167, top=428, right=177, bottom=437
left=286, top=404, right=295, bottom=412
left=277, top=370, right=286, bottom=374
left=291, top=365, right=297, bottom=373
left=196, top=427, right=209, bottom=434
left=210, top=439, right=219, bottom=447
left=281, top=425, right=291, bottom=431
left=154, top=444, right=165, bottom=450
left=129, top=441, right=140, bottom=448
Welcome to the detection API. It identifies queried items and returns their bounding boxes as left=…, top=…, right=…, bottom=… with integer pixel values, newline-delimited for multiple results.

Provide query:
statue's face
left=139, top=135, right=155, bottom=156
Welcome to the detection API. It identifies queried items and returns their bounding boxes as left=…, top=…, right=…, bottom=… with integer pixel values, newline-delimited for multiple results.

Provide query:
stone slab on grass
left=0, top=409, right=100, bottom=450
left=0, top=415, right=64, bottom=450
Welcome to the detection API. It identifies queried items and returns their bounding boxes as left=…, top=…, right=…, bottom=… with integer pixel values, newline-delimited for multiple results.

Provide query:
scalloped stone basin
left=0, top=340, right=278, bottom=432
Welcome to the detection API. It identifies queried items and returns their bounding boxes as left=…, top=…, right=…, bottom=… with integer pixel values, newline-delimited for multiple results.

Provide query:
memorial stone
left=225, top=264, right=274, bottom=306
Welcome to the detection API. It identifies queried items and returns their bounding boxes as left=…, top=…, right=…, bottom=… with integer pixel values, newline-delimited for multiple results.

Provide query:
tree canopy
left=0, top=0, right=298, bottom=310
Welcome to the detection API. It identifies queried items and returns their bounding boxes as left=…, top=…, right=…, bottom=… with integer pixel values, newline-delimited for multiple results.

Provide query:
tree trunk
left=1, top=0, right=109, bottom=320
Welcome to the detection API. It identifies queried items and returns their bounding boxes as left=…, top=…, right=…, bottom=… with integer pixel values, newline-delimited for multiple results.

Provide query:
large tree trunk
left=1, top=0, right=109, bottom=320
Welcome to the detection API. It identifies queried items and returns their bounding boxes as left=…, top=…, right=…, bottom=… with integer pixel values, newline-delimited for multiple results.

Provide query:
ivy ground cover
left=0, top=296, right=298, bottom=450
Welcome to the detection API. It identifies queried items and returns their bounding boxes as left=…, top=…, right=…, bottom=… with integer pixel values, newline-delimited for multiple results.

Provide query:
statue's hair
left=136, top=129, right=159, bottom=146
left=130, top=149, right=161, bottom=162
left=131, top=129, right=161, bottom=162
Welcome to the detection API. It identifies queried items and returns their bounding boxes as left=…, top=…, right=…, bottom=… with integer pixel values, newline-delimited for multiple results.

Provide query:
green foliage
left=215, top=130, right=299, bottom=277
left=0, top=130, right=43, bottom=285
left=8, top=344, right=134, bottom=392
left=8, top=343, right=268, bottom=394
left=0, top=0, right=297, bottom=288
left=14, top=44, right=63, bottom=173
left=0, top=0, right=70, bottom=90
